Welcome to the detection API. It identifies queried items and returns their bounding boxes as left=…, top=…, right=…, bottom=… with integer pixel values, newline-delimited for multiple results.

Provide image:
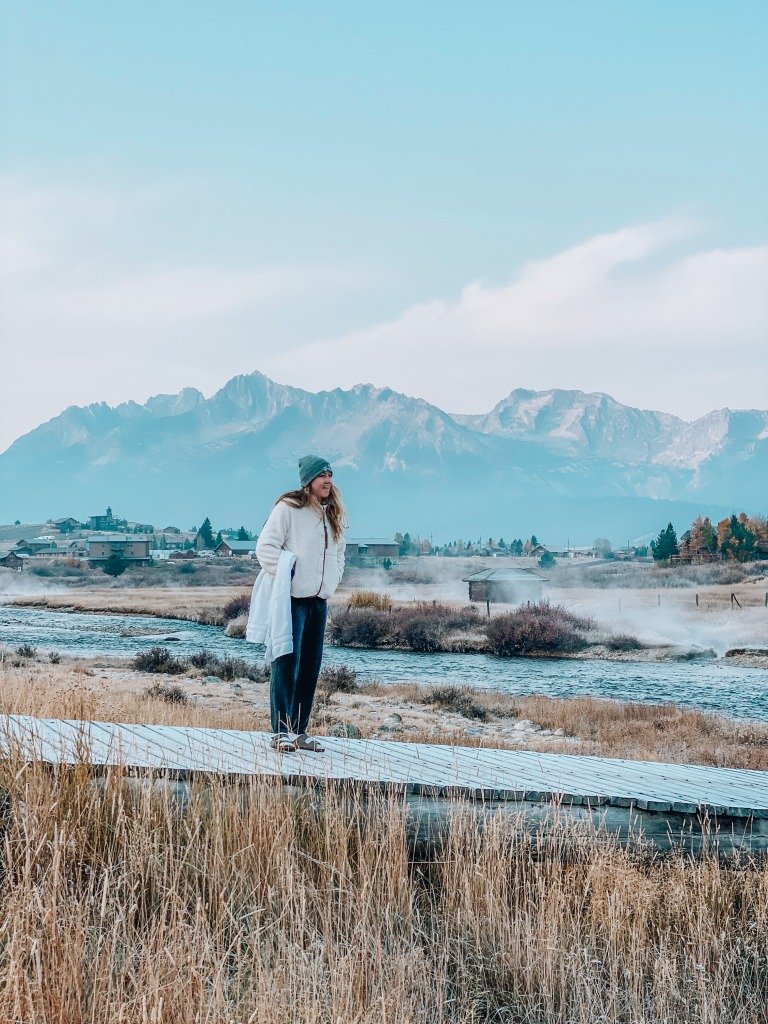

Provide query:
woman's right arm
left=255, top=502, right=290, bottom=576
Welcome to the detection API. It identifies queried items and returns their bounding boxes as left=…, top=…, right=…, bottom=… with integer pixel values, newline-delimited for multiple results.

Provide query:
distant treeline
left=652, top=513, right=768, bottom=563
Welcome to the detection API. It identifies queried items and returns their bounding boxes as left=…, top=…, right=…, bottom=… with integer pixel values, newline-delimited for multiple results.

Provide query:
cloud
left=263, top=218, right=768, bottom=416
left=1, top=177, right=766, bottom=453
left=0, top=176, right=360, bottom=450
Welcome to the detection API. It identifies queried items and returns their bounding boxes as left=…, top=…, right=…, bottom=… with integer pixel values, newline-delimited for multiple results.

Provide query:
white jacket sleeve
left=255, top=501, right=290, bottom=577
left=336, top=530, right=346, bottom=580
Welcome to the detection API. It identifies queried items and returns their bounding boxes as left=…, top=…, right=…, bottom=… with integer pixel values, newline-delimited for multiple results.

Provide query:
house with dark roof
left=52, top=517, right=80, bottom=532
left=0, top=551, right=29, bottom=571
left=346, top=538, right=400, bottom=560
left=214, top=540, right=258, bottom=557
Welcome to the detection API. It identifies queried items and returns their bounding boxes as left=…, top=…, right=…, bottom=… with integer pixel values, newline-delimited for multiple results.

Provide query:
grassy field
left=0, top=738, right=766, bottom=1020
left=1, top=661, right=767, bottom=1019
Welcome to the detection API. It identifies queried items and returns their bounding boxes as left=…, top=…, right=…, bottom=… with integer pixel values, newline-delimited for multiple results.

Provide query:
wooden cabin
left=462, top=567, right=546, bottom=605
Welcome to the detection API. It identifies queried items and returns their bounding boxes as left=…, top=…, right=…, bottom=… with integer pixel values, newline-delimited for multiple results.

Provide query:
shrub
left=393, top=616, right=445, bottom=653
left=102, top=554, right=127, bottom=577
left=188, top=650, right=217, bottom=669
left=604, top=633, right=644, bottom=652
left=329, top=609, right=389, bottom=647
left=133, top=646, right=188, bottom=675
left=48, top=650, right=61, bottom=664
left=223, top=593, right=251, bottom=620
left=348, top=590, right=391, bottom=611
left=16, top=644, right=36, bottom=659
left=186, top=650, right=267, bottom=682
left=318, top=665, right=360, bottom=700
left=178, top=561, right=196, bottom=575
left=217, top=657, right=267, bottom=683
left=484, top=602, right=592, bottom=657
left=143, top=681, right=188, bottom=704
left=424, top=686, right=488, bottom=720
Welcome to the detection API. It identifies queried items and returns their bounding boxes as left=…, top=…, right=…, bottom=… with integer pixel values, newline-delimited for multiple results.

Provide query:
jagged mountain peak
left=1, top=372, right=765, bottom=534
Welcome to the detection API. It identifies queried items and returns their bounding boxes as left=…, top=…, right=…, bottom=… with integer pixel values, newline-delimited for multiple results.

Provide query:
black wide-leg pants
left=270, top=596, right=327, bottom=736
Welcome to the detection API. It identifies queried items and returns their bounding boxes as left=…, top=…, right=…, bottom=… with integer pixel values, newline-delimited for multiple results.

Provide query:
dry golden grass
left=10, top=586, right=245, bottom=625
left=0, top=755, right=766, bottom=1022
left=1, top=659, right=768, bottom=1018
left=364, top=683, right=768, bottom=770
left=0, top=661, right=270, bottom=732
left=347, top=589, right=393, bottom=611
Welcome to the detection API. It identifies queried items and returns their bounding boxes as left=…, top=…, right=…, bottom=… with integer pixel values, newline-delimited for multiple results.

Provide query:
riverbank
left=2, top=653, right=766, bottom=770
left=9, top=586, right=753, bottom=666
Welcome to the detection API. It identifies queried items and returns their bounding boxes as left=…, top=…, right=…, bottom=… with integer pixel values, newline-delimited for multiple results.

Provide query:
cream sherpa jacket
left=255, top=500, right=345, bottom=600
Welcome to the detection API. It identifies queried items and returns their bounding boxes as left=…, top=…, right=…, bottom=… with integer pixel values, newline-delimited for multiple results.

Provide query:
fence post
left=486, top=600, right=490, bottom=618
left=695, top=593, right=699, bottom=607
left=657, top=594, right=661, bottom=607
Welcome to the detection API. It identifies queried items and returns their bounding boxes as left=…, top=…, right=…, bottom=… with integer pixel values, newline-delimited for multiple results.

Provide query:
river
left=1, top=604, right=767, bottom=721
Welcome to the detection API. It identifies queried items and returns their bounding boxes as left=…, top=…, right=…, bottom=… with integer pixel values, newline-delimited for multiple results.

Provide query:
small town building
left=88, top=508, right=117, bottom=531
left=462, top=567, right=547, bottom=605
left=17, top=537, right=60, bottom=557
left=214, top=540, right=258, bottom=557
left=86, top=535, right=152, bottom=565
left=346, top=538, right=400, bottom=560
left=52, top=517, right=80, bottom=532
left=0, top=551, right=28, bottom=571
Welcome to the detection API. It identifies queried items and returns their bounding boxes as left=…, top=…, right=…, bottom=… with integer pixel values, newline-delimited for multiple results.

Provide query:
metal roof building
left=462, top=567, right=547, bottom=605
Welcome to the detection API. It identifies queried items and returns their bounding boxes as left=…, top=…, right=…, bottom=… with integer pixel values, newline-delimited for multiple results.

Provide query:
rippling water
left=2, top=604, right=767, bottom=721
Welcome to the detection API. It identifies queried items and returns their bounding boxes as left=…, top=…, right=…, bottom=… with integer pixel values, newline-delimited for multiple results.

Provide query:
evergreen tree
left=102, top=553, right=126, bottom=577
left=236, top=526, right=252, bottom=541
left=530, top=535, right=538, bottom=546
left=399, top=532, right=412, bottom=556
left=197, top=517, right=215, bottom=549
left=651, top=523, right=679, bottom=561
left=215, top=531, right=223, bottom=546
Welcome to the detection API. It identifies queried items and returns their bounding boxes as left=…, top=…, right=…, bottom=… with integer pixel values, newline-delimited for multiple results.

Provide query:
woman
left=255, top=454, right=346, bottom=753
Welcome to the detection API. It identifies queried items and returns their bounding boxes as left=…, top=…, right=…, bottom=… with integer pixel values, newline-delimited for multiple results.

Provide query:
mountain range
left=1, top=372, right=765, bottom=543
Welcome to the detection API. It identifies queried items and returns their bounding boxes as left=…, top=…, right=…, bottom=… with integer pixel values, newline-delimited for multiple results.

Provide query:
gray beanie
left=298, top=454, right=331, bottom=488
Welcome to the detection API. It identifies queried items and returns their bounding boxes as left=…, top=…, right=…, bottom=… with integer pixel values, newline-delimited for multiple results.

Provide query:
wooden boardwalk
left=2, top=715, right=767, bottom=852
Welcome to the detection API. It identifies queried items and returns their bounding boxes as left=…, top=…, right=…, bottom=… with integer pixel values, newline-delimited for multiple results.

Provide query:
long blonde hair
left=275, top=482, right=347, bottom=542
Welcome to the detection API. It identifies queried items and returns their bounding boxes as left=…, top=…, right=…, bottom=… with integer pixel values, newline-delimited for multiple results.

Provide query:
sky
left=1, top=1, right=767, bottom=453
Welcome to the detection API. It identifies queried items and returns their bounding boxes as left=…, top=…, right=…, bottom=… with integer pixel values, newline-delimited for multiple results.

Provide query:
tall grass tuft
left=0, top=753, right=765, bottom=1021
left=348, top=589, right=391, bottom=611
